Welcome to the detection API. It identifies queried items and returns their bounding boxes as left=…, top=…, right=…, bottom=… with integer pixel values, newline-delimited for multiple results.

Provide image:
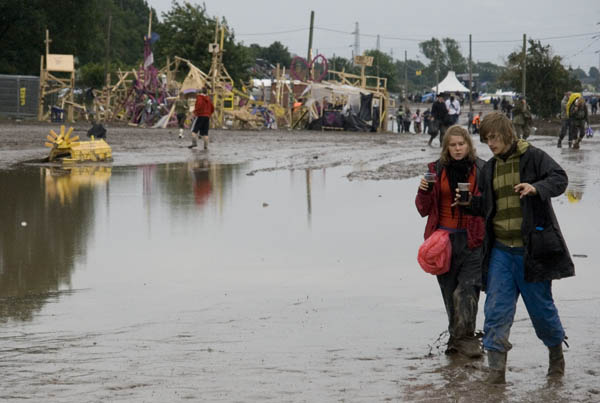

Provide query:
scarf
left=498, top=141, right=517, bottom=161
left=445, top=158, right=473, bottom=217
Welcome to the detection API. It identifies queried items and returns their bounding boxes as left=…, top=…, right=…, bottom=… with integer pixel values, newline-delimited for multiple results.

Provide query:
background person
left=415, top=125, right=486, bottom=359
left=557, top=91, right=571, bottom=148
left=429, top=94, right=449, bottom=146
left=190, top=87, right=215, bottom=150
left=512, top=96, right=532, bottom=139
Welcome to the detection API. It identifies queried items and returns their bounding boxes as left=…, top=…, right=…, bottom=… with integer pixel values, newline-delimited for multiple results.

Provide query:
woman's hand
left=419, top=178, right=429, bottom=191
left=451, top=188, right=472, bottom=207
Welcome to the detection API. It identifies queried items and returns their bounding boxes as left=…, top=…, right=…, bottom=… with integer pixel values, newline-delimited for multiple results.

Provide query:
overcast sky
left=147, top=0, right=600, bottom=72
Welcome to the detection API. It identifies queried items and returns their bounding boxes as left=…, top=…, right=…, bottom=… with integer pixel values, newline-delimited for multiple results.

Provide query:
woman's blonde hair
left=440, top=125, right=477, bottom=164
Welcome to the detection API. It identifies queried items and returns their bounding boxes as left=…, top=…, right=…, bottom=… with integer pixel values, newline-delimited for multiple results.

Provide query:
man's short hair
left=479, top=112, right=516, bottom=144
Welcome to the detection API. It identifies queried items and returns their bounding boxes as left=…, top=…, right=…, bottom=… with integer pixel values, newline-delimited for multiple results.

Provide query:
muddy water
left=1, top=145, right=599, bottom=402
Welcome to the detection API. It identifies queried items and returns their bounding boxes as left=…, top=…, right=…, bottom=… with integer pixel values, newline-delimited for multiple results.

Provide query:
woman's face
left=448, top=135, right=469, bottom=160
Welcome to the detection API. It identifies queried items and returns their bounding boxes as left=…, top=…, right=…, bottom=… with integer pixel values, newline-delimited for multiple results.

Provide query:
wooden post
left=307, top=11, right=314, bottom=62
left=38, top=55, right=45, bottom=120
left=468, top=34, right=472, bottom=113
left=521, top=34, right=527, bottom=97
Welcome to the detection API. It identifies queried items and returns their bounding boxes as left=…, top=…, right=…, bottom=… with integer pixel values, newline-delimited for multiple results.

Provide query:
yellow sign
left=416, top=70, right=422, bottom=76
left=354, top=55, right=374, bottom=66
left=20, top=87, right=26, bottom=106
left=47, top=54, right=74, bottom=72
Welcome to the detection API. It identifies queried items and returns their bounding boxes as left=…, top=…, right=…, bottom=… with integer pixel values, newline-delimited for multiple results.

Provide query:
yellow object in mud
left=45, top=125, right=112, bottom=163
left=566, top=189, right=583, bottom=203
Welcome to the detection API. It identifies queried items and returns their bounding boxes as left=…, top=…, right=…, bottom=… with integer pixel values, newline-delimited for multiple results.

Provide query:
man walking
left=557, top=91, right=571, bottom=148
left=190, top=87, right=215, bottom=150
left=512, top=96, right=532, bottom=139
left=569, top=96, right=589, bottom=150
left=462, top=112, right=574, bottom=384
left=429, top=94, right=449, bottom=147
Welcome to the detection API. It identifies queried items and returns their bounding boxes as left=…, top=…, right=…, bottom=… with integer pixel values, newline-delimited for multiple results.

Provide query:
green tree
left=503, top=40, right=581, bottom=118
left=0, top=0, right=155, bottom=78
left=327, top=56, right=357, bottom=75
left=154, top=1, right=252, bottom=83
left=363, top=49, right=398, bottom=91
left=418, top=37, right=466, bottom=78
left=250, top=41, right=291, bottom=68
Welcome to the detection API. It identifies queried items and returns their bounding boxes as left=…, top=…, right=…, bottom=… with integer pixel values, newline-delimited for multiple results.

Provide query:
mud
left=1, top=119, right=599, bottom=402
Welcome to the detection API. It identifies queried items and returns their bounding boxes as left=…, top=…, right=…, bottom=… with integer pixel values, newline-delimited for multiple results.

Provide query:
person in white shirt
left=446, top=95, right=461, bottom=125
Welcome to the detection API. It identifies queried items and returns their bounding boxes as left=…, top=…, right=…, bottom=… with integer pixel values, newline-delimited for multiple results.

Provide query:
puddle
left=1, top=150, right=599, bottom=402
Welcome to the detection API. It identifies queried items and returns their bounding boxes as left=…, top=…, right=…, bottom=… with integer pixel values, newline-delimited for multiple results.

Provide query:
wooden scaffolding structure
left=38, top=30, right=75, bottom=122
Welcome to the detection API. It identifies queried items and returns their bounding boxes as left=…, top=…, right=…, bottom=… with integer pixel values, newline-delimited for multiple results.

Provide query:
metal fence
left=0, top=74, right=39, bottom=118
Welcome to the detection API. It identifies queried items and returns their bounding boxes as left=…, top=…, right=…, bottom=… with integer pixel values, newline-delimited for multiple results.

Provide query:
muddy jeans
left=514, top=124, right=530, bottom=139
left=558, top=119, right=570, bottom=142
left=483, top=244, right=565, bottom=352
left=570, top=123, right=585, bottom=142
left=436, top=231, right=482, bottom=339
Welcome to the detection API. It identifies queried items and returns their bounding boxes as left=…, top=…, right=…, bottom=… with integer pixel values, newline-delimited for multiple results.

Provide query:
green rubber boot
left=485, top=350, right=507, bottom=384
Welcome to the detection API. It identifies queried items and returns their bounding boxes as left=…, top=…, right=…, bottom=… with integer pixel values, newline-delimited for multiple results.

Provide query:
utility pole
left=468, top=34, right=472, bottom=113
left=376, top=34, right=380, bottom=51
left=404, top=50, right=408, bottom=99
left=435, top=57, right=439, bottom=95
left=352, top=22, right=360, bottom=61
left=307, top=10, right=314, bottom=62
left=105, top=13, right=112, bottom=86
left=521, top=34, right=527, bottom=97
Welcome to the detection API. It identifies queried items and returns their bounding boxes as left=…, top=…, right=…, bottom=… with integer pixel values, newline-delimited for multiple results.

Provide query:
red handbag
left=417, top=229, right=452, bottom=275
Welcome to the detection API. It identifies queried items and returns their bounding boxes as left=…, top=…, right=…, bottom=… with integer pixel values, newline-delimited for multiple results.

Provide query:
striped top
left=492, top=140, right=529, bottom=247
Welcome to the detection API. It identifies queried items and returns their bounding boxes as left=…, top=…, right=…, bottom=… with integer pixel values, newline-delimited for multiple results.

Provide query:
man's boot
left=573, top=138, right=580, bottom=149
left=547, top=344, right=565, bottom=378
left=485, top=350, right=507, bottom=384
left=557, top=139, right=562, bottom=148
left=188, top=133, right=198, bottom=149
left=568, top=140, right=572, bottom=148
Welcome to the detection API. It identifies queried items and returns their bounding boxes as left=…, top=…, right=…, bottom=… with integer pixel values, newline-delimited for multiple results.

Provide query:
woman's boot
left=485, top=350, right=507, bottom=384
left=547, top=344, right=565, bottom=377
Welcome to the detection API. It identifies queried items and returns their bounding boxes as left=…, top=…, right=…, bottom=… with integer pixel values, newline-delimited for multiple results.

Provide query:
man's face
left=486, top=132, right=512, bottom=156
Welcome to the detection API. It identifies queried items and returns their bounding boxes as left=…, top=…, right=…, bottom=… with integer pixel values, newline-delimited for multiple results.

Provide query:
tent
left=431, top=71, right=469, bottom=93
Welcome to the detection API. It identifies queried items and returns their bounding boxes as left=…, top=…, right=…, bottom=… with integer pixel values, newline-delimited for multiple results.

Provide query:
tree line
left=1, top=0, right=595, bottom=118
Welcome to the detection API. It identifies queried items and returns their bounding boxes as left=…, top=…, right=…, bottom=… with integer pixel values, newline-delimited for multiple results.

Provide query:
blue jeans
left=483, top=245, right=565, bottom=352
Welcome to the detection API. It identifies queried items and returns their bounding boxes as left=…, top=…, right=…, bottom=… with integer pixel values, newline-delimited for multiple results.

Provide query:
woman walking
left=415, top=125, right=485, bottom=358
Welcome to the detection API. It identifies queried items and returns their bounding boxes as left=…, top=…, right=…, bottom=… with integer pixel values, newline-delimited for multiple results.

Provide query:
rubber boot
left=485, top=350, right=507, bottom=384
left=455, top=336, right=483, bottom=359
left=188, top=133, right=198, bottom=149
left=573, top=138, right=580, bottom=149
left=557, top=139, right=562, bottom=148
left=203, top=135, right=209, bottom=150
left=568, top=140, right=572, bottom=148
left=178, top=128, right=184, bottom=138
left=547, top=344, right=565, bottom=378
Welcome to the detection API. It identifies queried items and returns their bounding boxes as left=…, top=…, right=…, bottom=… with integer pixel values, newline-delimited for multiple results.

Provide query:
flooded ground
left=1, top=122, right=599, bottom=402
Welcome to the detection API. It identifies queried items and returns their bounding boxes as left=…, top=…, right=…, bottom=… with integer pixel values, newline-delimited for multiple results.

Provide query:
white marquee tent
left=431, top=71, right=469, bottom=93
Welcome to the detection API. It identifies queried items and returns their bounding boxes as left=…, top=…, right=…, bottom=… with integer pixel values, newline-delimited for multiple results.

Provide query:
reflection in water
left=305, top=168, right=312, bottom=226
left=44, top=166, right=111, bottom=205
left=0, top=167, right=109, bottom=322
left=152, top=158, right=241, bottom=216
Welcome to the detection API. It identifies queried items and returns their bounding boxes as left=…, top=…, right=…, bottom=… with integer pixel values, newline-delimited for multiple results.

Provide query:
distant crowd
left=395, top=91, right=596, bottom=149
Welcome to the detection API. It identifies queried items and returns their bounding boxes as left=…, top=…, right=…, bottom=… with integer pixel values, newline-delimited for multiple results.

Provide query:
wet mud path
left=0, top=122, right=599, bottom=401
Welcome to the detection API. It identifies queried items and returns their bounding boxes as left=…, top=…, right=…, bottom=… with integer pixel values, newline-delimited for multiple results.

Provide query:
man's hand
left=514, top=183, right=537, bottom=198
